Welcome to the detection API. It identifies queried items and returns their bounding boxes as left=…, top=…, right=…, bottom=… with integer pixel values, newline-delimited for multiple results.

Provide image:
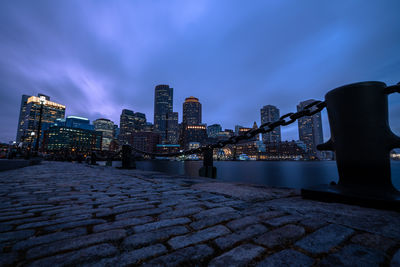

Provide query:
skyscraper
left=154, top=84, right=175, bottom=143
left=260, top=105, right=281, bottom=143
left=119, top=109, right=147, bottom=144
left=166, top=112, right=179, bottom=144
left=297, top=99, right=323, bottom=159
left=93, top=118, right=114, bottom=151
left=16, top=94, right=65, bottom=144
left=183, top=96, right=202, bottom=125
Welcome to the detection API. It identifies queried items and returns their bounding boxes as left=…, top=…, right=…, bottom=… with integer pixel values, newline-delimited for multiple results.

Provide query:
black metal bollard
left=199, top=148, right=217, bottom=178
left=301, top=81, right=400, bottom=210
left=90, top=151, right=97, bottom=165
left=121, top=145, right=135, bottom=169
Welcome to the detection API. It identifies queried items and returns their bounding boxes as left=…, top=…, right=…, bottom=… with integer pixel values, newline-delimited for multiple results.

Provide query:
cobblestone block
left=123, top=225, right=189, bottom=248
left=26, top=229, right=126, bottom=259
left=215, top=223, right=268, bottom=250
left=92, top=244, right=167, bottom=266
left=257, top=210, right=286, bottom=220
left=96, top=204, right=156, bottom=217
left=13, top=229, right=86, bottom=251
left=295, top=224, right=354, bottom=254
left=144, top=244, right=214, bottom=266
left=0, top=213, right=34, bottom=222
left=93, top=216, right=153, bottom=232
left=256, top=249, right=314, bottom=267
left=320, top=244, right=385, bottom=266
left=0, top=223, right=13, bottom=233
left=168, top=225, right=231, bottom=250
left=350, top=233, right=397, bottom=252
left=392, top=249, right=400, bottom=267
left=255, top=224, right=305, bottom=248
left=115, top=207, right=173, bottom=219
left=16, top=213, right=92, bottom=230
left=193, top=207, right=235, bottom=220
left=190, top=212, right=240, bottom=230
left=133, top=217, right=190, bottom=233
left=209, top=244, right=265, bottom=267
left=265, top=215, right=302, bottom=227
left=158, top=206, right=204, bottom=219
left=28, top=243, right=118, bottom=267
left=0, top=229, right=35, bottom=243
left=299, top=218, right=327, bottom=230
left=226, top=215, right=259, bottom=231
left=43, top=218, right=106, bottom=232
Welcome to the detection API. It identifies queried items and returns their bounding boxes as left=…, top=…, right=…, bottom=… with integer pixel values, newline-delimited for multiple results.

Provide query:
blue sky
left=0, top=0, right=399, bottom=143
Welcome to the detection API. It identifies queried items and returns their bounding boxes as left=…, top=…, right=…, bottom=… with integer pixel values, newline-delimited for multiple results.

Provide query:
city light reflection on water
left=127, top=161, right=400, bottom=190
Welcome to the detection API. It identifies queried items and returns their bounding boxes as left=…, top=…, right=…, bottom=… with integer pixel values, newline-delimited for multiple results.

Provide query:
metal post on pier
left=121, top=145, right=135, bottom=169
left=199, top=147, right=217, bottom=178
left=90, top=151, right=97, bottom=165
left=301, top=81, right=400, bottom=210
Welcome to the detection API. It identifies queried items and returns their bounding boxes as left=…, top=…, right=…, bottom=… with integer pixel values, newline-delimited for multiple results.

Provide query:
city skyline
left=1, top=1, right=400, bottom=143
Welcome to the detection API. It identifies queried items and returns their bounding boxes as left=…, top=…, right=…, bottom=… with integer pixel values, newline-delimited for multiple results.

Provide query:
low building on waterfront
left=130, top=132, right=160, bottom=154
left=42, top=126, right=102, bottom=153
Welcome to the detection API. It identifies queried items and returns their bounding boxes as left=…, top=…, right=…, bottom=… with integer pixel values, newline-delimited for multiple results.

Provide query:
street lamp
left=34, top=96, right=46, bottom=156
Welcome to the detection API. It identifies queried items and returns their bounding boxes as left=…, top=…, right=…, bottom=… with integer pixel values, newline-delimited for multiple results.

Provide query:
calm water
left=132, top=160, right=400, bottom=190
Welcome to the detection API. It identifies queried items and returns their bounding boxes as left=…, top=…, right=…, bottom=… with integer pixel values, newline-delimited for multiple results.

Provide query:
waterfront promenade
left=0, top=162, right=399, bottom=266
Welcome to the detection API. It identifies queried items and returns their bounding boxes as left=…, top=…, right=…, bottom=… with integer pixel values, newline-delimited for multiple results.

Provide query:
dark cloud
left=0, top=0, right=399, bottom=143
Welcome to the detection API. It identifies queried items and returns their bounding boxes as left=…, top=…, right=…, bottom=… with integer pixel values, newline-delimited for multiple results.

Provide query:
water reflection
left=97, top=160, right=400, bottom=190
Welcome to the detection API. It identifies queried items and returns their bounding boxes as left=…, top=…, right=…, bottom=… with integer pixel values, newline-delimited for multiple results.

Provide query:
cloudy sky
left=1, top=0, right=400, bottom=143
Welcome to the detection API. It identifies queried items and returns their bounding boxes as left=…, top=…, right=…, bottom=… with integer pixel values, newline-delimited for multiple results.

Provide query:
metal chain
left=125, top=100, right=326, bottom=157
left=384, top=82, right=400, bottom=94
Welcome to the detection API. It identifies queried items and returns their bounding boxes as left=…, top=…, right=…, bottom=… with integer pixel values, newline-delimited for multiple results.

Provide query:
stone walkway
left=0, top=162, right=399, bottom=266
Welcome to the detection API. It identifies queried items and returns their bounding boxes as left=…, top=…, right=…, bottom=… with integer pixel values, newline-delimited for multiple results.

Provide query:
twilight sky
left=1, top=0, right=400, bottom=143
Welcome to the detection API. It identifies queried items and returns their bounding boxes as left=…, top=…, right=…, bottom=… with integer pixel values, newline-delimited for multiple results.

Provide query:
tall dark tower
left=260, top=105, right=281, bottom=143
left=183, top=96, right=202, bottom=126
left=297, top=99, right=323, bottom=159
left=154, top=85, right=173, bottom=142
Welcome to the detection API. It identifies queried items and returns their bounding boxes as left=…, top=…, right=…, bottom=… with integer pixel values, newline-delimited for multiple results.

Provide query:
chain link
left=384, top=82, right=400, bottom=94
left=126, top=100, right=326, bottom=157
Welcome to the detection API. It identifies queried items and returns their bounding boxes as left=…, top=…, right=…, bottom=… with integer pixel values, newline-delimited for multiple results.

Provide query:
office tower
left=119, top=109, right=147, bottom=144
left=166, top=112, right=179, bottom=144
left=131, top=132, right=160, bottom=154
left=16, top=94, right=65, bottom=144
left=261, top=105, right=281, bottom=143
left=183, top=96, right=202, bottom=125
left=154, top=84, right=173, bottom=142
left=93, top=118, right=114, bottom=151
left=297, top=99, right=324, bottom=159
left=113, top=125, right=120, bottom=139
left=207, top=124, right=222, bottom=138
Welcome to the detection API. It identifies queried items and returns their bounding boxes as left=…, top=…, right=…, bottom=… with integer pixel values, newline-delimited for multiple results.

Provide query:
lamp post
left=34, top=97, right=46, bottom=156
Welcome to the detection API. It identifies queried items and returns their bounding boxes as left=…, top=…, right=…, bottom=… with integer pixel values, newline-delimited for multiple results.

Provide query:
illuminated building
left=261, top=105, right=281, bottom=143
left=263, top=140, right=306, bottom=160
left=42, top=126, right=102, bottom=153
left=93, top=118, right=114, bottom=151
left=297, top=99, right=323, bottom=159
left=119, top=109, right=147, bottom=144
left=237, top=122, right=259, bottom=143
left=154, top=84, right=173, bottom=142
left=183, top=96, right=202, bottom=125
left=16, top=94, right=65, bottom=144
left=181, top=124, right=207, bottom=149
left=166, top=112, right=179, bottom=144
left=207, top=124, right=222, bottom=138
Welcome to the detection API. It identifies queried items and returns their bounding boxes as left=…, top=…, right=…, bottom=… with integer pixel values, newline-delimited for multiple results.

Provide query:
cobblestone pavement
left=0, top=162, right=399, bottom=266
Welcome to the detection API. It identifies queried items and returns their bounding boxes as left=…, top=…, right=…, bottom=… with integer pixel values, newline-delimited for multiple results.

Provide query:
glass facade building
left=297, top=99, right=324, bottom=159
left=260, top=105, right=281, bottom=143
left=42, top=126, right=102, bottom=152
left=183, top=96, right=202, bottom=125
left=93, top=118, right=114, bottom=151
left=119, top=109, right=147, bottom=144
left=154, top=84, right=174, bottom=142
left=16, top=94, right=66, bottom=144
